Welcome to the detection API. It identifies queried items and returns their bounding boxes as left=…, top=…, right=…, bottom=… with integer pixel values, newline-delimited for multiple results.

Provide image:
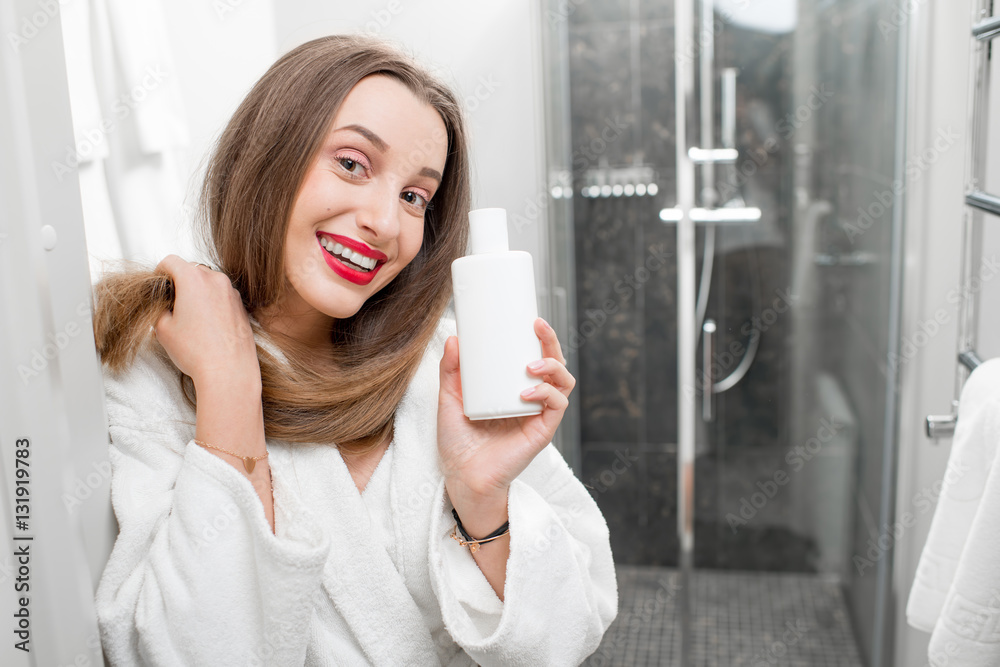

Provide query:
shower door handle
left=925, top=414, right=956, bottom=439
left=925, top=398, right=960, bottom=439
left=702, top=320, right=716, bottom=421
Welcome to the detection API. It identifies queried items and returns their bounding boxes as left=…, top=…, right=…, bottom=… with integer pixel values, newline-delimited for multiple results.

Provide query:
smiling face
left=269, top=74, right=449, bottom=348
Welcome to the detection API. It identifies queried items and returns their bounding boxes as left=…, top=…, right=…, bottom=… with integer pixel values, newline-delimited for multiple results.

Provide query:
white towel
left=907, top=358, right=1000, bottom=665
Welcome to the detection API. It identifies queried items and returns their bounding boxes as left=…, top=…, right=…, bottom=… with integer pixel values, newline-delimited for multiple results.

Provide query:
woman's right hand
left=154, top=255, right=273, bottom=532
left=153, top=254, right=261, bottom=390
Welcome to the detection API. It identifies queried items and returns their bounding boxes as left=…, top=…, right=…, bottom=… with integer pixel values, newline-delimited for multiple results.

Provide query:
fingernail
left=540, top=318, right=553, bottom=330
left=520, top=386, right=535, bottom=397
left=528, top=360, right=544, bottom=371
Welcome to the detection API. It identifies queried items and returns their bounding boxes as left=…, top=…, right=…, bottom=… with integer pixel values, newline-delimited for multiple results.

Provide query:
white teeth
left=354, top=252, right=376, bottom=270
left=319, top=236, right=378, bottom=272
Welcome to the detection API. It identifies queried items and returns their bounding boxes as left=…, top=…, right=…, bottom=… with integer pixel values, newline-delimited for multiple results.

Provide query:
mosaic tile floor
left=586, top=565, right=865, bottom=666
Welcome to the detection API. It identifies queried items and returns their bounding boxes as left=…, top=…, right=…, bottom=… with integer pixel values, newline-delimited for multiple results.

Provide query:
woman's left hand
left=437, top=317, right=576, bottom=535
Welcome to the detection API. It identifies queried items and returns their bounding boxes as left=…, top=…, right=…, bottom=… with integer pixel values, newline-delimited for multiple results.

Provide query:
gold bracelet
left=193, top=438, right=268, bottom=473
left=450, top=525, right=510, bottom=554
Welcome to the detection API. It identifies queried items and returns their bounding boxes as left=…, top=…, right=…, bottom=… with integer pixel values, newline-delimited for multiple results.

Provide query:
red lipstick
left=324, top=234, right=388, bottom=262
left=316, top=233, right=386, bottom=286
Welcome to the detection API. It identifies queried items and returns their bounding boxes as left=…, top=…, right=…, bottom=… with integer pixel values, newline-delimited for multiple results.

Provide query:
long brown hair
left=93, top=35, right=471, bottom=453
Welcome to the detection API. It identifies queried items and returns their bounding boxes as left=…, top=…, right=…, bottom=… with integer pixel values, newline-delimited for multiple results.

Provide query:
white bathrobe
left=95, top=315, right=618, bottom=666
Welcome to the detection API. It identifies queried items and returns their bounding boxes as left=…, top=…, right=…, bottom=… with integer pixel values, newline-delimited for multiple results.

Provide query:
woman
left=92, top=34, right=617, bottom=666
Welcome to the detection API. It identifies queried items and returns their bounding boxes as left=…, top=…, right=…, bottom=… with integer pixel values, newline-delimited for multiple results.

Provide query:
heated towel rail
left=925, top=6, right=997, bottom=439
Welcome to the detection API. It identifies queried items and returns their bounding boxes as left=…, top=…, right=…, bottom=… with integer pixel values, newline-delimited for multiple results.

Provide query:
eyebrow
left=339, top=124, right=389, bottom=152
left=337, top=124, right=443, bottom=183
left=420, top=167, right=443, bottom=183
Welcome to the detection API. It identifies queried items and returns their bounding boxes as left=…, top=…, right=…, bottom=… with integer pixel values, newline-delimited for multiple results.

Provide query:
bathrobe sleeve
left=94, top=348, right=330, bottom=667
left=428, top=444, right=619, bottom=666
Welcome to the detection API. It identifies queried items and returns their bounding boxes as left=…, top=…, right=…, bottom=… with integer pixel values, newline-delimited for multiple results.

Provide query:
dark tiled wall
left=569, top=8, right=678, bottom=449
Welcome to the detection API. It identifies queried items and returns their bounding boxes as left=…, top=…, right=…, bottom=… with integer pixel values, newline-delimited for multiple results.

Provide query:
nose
left=354, top=184, right=400, bottom=243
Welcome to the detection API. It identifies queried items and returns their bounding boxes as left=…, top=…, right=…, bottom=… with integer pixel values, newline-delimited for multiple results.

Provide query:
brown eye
left=339, top=157, right=359, bottom=172
left=402, top=191, right=430, bottom=209
left=334, top=153, right=368, bottom=177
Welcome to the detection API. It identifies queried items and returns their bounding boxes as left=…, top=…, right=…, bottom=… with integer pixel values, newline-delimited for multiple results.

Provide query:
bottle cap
left=468, top=208, right=509, bottom=254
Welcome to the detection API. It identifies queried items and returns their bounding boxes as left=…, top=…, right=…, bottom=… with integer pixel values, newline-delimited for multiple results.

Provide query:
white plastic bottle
left=451, top=208, right=543, bottom=420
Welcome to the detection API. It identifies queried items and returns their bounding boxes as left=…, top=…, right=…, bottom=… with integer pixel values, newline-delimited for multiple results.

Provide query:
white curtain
left=60, top=0, right=278, bottom=279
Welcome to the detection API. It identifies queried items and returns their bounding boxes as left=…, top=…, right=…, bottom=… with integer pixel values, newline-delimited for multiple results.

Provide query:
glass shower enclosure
left=541, top=0, right=906, bottom=664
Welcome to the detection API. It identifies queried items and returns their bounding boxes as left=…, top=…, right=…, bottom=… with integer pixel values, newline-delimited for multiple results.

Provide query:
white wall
left=159, top=0, right=278, bottom=232
left=974, top=20, right=1000, bottom=358
left=892, top=0, right=978, bottom=663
